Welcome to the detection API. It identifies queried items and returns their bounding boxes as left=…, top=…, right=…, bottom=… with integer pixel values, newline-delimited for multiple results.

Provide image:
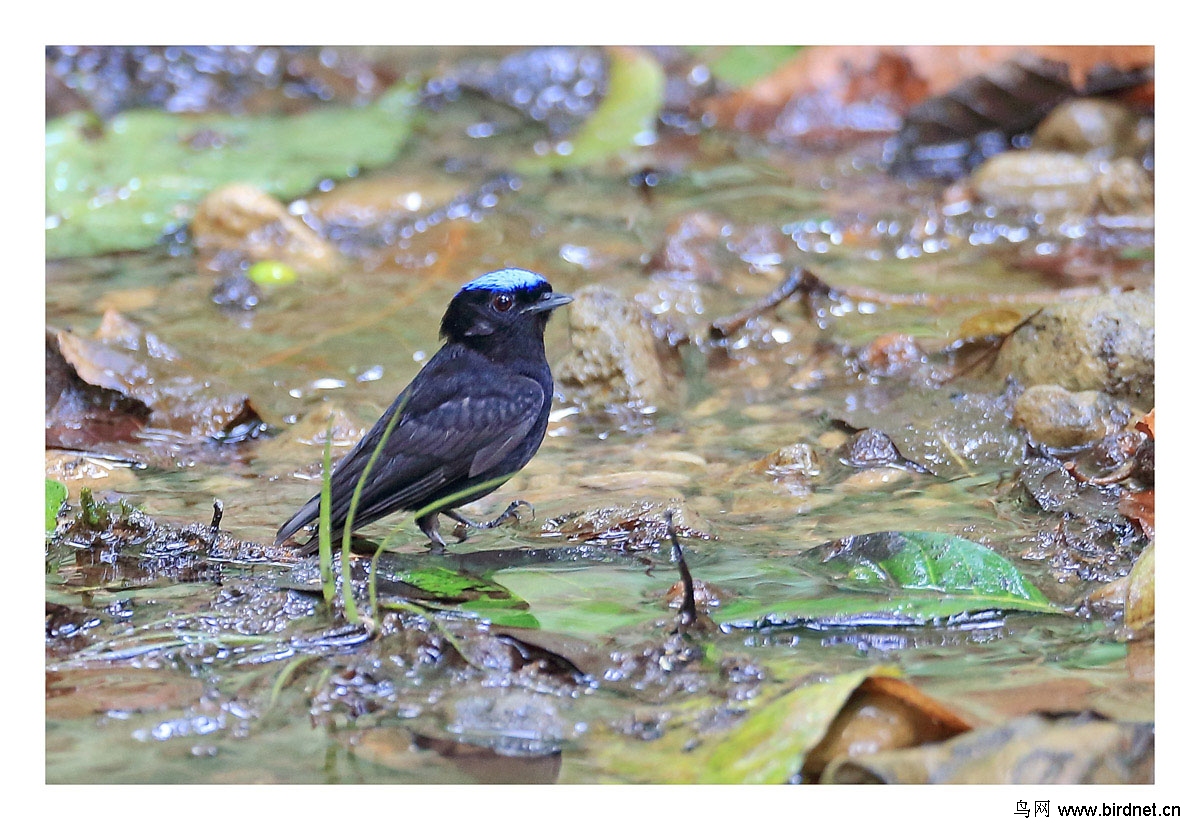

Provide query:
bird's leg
left=416, top=513, right=447, bottom=551
left=444, top=500, right=534, bottom=532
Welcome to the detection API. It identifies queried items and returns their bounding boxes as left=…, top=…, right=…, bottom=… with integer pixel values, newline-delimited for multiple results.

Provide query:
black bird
left=277, top=268, right=571, bottom=553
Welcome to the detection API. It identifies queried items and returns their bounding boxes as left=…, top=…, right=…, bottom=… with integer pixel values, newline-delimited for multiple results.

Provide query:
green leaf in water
left=398, top=566, right=515, bottom=601
left=491, top=566, right=673, bottom=637
left=457, top=600, right=540, bottom=630
left=46, top=479, right=67, bottom=535
left=382, top=566, right=537, bottom=628
left=698, top=45, right=803, bottom=88
left=715, top=531, right=1058, bottom=628
left=45, top=84, right=418, bottom=259
left=520, top=46, right=665, bottom=172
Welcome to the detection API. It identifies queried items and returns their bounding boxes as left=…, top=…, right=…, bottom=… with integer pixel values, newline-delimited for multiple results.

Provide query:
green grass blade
left=317, top=419, right=335, bottom=609
left=340, top=393, right=411, bottom=626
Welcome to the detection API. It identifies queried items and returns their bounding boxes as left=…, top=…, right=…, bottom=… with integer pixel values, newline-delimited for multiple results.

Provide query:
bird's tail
left=276, top=492, right=322, bottom=547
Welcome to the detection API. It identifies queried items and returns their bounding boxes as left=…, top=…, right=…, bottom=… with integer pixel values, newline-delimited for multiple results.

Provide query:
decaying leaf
left=1122, top=543, right=1155, bottom=635
left=800, top=675, right=973, bottom=782
left=822, top=710, right=1153, bottom=784
left=46, top=310, right=267, bottom=453
left=1119, top=490, right=1155, bottom=538
left=697, top=667, right=971, bottom=784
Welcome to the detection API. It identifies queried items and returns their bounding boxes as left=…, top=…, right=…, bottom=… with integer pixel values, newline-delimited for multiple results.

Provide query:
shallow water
left=45, top=47, right=1153, bottom=784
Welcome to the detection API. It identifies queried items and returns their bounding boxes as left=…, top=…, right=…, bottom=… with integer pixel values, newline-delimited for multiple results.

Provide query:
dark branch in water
left=710, top=265, right=1121, bottom=346
left=708, top=267, right=837, bottom=340
left=208, top=500, right=224, bottom=555
left=665, top=509, right=697, bottom=628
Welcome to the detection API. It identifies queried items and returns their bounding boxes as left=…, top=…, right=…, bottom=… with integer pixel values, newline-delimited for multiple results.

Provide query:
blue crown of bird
left=277, top=268, right=572, bottom=553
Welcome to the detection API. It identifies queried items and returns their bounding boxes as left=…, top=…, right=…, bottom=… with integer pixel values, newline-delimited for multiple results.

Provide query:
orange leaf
left=1135, top=409, right=1155, bottom=440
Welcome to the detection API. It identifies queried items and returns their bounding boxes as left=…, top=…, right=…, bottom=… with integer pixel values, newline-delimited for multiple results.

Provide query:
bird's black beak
left=522, top=291, right=573, bottom=314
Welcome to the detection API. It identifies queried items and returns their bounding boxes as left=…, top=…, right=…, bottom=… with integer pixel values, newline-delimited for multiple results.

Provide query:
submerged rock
left=831, top=389, right=1024, bottom=478
left=969, top=151, right=1092, bottom=213
left=1032, top=98, right=1148, bottom=159
left=754, top=441, right=822, bottom=498
left=994, top=289, right=1154, bottom=408
left=554, top=285, right=679, bottom=416
left=856, top=333, right=925, bottom=378
left=539, top=499, right=711, bottom=551
left=754, top=442, right=821, bottom=478
left=968, top=149, right=1153, bottom=216
left=1088, top=157, right=1155, bottom=216
left=1012, top=384, right=1129, bottom=448
left=192, top=182, right=340, bottom=274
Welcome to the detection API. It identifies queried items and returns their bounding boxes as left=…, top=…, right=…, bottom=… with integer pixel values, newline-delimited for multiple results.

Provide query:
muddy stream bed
left=45, top=46, right=1155, bottom=784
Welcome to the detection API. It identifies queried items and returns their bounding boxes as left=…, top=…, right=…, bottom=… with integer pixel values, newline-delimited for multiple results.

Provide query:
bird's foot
left=416, top=513, right=449, bottom=552
left=444, top=500, right=535, bottom=539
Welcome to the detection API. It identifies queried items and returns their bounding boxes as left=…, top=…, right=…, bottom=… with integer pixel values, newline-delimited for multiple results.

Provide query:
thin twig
left=665, top=509, right=697, bottom=628
left=207, top=500, right=223, bottom=555
left=709, top=267, right=834, bottom=340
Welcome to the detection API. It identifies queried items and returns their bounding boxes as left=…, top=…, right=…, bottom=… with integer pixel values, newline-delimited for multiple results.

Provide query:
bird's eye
left=490, top=293, right=515, bottom=313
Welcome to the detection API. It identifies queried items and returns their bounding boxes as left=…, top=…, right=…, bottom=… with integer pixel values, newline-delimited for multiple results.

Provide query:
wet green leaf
left=398, top=566, right=514, bottom=601
left=46, top=479, right=67, bottom=535
left=699, top=45, right=803, bottom=87
left=46, top=85, right=418, bottom=259
left=491, top=565, right=673, bottom=636
left=715, top=531, right=1058, bottom=628
left=698, top=667, right=896, bottom=783
left=456, top=601, right=540, bottom=630
left=386, top=566, right=537, bottom=628
left=520, top=47, right=665, bottom=172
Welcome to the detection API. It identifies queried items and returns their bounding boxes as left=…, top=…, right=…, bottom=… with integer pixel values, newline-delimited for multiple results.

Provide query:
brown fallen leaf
left=1119, top=490, right=1154, bottom=538
left=822, top=710, right=1153, bottom=784
left=801, top=674, right=973, bottom=781
left=46, top=309, right=267, bottom=453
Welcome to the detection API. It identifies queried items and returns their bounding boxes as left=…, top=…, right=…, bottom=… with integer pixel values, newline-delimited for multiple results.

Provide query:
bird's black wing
left=276, top=358, right=545, bottom=544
